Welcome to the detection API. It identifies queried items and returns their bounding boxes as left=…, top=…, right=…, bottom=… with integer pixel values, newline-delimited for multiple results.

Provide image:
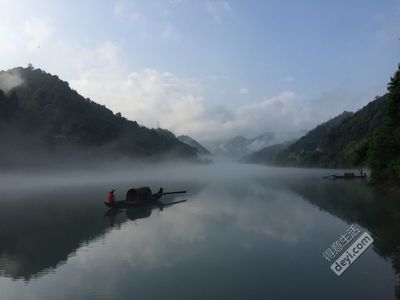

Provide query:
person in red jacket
left=107, top=189, right=116, bottom=204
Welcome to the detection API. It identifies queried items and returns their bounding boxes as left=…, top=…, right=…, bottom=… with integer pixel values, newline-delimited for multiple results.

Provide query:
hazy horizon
left=1, top=3, right=400, bottom=298
left=1, top=0, right=399, bottom=143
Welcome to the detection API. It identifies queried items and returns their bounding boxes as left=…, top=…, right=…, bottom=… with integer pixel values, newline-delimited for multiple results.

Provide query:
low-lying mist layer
left=0, top=161, right=342, bottom=193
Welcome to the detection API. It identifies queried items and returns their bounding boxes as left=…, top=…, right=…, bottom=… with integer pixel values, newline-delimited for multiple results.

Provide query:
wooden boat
left=104, top=187, right=186, bottom=209
left=323, top=172, right=367, bottom=180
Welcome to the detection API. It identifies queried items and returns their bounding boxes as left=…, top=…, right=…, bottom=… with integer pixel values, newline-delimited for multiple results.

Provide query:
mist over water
left=0, top=160, right=335, bottom=192
left=1, top=0, right=399, bottom=298
left=0, top=162, right=399, bottom=299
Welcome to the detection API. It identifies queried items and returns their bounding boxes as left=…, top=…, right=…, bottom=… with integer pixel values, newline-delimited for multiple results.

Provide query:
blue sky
left=0, top=0, right=399, bottom=142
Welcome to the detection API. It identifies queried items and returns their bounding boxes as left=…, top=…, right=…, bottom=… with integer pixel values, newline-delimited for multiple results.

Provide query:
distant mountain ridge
left=244, top=63, right=400, bottom=185
left=178, top=135, right=210, bottom=155
left=0, top=66, right=196, bottom=167
left=275, top=95, right=389, bottom=167
left=242, top=139, right=296, bottom=164
left=245, top=94, right=390, bottom=168
left=214, top=131, right=305, bottom=158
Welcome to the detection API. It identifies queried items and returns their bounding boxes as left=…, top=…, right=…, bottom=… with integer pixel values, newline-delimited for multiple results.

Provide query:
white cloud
left=69, top=47, right=315, bottom=142
left=205, top=0, right=231, bottom=23
left=230, top=91, right=313, bottom=137
left=70, top=64, right=206, bottom=133
left=0, top=15, right=54, bottom=58
left=0, top=24, right=19, bottom=55
left=24, top=17, right=54, bottom=51
left=0, top=13, right=317, bottom=143
left=239, top=87, right=248, bottom=95
left=71, top=41, right=122, bottom=75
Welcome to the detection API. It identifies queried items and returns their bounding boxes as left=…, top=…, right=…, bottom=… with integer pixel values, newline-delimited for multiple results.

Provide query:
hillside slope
left=242, top=140, right=296, bottom=164
left=245, top=94, right=389, bottom=168
left=178, top=135, right=210, bottom=155
left=368, top=65, right=400, bottom=182
left=215, top=131, right=303, bottom=158
left=0, top=66, right=196, bottom=167
left=274, top=95, right=389, bottom=167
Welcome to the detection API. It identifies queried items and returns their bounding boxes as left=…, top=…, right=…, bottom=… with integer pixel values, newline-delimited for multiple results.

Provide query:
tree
left=388, top=64, right=400, bottom=124
left=369, top=64, right=400, bottom=182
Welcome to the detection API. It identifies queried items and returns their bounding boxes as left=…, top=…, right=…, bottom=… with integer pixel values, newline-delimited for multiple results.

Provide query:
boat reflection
left=104, top=199, right=187, bottom=227
left=0, top=186, right=189, bottom=281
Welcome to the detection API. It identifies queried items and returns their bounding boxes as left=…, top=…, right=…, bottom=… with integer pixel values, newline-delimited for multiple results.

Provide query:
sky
left=0, top=0, right=399, bottom=143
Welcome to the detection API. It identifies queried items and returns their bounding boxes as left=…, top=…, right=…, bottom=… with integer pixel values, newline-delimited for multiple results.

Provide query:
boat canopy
left=126, top=187, right=152, bottom=202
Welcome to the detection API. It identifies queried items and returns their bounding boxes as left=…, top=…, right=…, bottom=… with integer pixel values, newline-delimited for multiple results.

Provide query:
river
left=0, top=162, right=399, bottom=299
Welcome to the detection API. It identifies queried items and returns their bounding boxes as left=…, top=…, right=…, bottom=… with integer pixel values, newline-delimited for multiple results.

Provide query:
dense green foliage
left=275, top=111, right=355, bottom=167
left=249, top=94, right=389, bottom=169
left=0, top=67, right=195, bottom=167
left=368, top=65, right=400, bottom=182
left=276, top=94, right=391, bottom=168
left=246, top=64, right=400, bottom=184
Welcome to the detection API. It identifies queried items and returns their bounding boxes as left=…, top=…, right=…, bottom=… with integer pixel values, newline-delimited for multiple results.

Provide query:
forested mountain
left=368, top=65, right=400, bottom=183
left=178, top=135, right=210, bottom=155
left=244, top=95, right=390, bottom=167
left=214, top=135, right=251, bottom=158
left=242, top=140, right=296, bottom=164
left=246, top=94, right=389, bottom=168
left=244, top=64, right=400, bottom=184
left=274, top=94, right=390, bottom=168
left=0, top=66, right=196, bottom=167
left=214, top=131, right=303, bottom=158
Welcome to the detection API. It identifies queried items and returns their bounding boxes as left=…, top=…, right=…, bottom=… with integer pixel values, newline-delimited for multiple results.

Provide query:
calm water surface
left=0, top=163, right=399, bottom=300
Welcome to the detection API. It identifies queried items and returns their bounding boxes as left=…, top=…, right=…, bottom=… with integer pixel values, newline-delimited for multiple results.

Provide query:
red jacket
left=107, top=192, right=115, bottom=203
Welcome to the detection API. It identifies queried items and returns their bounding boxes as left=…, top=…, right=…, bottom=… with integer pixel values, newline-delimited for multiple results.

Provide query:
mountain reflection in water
left=0, top=166, right=399, bottom=300
left=0, top=182, right=190, bottom=281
